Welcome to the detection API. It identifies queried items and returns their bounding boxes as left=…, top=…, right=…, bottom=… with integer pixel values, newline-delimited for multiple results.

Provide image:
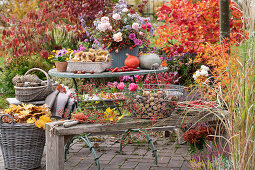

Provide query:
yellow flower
left=104, top=107, right=116, bottom=122
left=52, top=50, right=56, bottom=53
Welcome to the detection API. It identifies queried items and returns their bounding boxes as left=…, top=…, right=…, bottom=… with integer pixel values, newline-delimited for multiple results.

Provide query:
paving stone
left=132, top=149, right=148, bottom=156
left=130, top=157, right=155, bottom=164
left=170, top=156, right=184, bottom=161
left=108, top=156, right=126, bottom=166
left=167, top=168, right=180, bottom=170
left=134, top=162, right=153, bottom=170
left=150, top=166, right=171, bottom=170
left=180, top=161, right=190, bottom=170
left=158, top=157, right=170, bottom=164
left=99, top=153, right=115, bottom=161
left=88, top=166, right=100, bottom=170
left=169, top=160, right=184, bottom=168
left=175, top=147, right=188, bottom=155
left=121, top=161, right=138, bottom=169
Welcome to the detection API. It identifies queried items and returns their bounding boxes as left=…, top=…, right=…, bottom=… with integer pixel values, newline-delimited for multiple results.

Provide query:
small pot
left=55, top=62, right=68, bottom=72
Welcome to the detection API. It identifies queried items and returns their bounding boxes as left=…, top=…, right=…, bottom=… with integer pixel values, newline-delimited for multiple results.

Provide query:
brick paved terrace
left=0, top=132, right=190, bottom=170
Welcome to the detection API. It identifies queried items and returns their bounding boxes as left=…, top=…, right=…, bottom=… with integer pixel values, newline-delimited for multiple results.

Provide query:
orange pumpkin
left=124, top=53, right=140, bottom=69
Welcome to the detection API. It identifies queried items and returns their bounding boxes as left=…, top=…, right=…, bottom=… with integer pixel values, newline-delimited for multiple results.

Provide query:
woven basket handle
left=0, top=114, right=16, bottom=127
left=25, top=68, right=51, bottom=87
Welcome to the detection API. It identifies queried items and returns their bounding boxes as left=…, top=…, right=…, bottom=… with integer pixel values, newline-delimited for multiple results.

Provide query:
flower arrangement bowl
left=0, top=114, right=45, bottom=170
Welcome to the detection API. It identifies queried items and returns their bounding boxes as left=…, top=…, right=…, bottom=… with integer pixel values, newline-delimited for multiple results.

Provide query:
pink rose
left=132, top=23, right=140, bottom=30
left=141, top=24, right=146, bottom=30
left=146, top=22, right=152, bottom=29
left=101, top=17, right=109, bottom=23
left=117, top=82, right=125, bottom=91
left=113, top=13, right=121, bottom=20
left=129, top=83, right=138, bottom=92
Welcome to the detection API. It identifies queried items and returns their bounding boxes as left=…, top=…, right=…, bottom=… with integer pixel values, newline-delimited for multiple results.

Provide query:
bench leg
left=46, top=125, right=65, bottom=170
left=120, top=128, right=158, bottom=165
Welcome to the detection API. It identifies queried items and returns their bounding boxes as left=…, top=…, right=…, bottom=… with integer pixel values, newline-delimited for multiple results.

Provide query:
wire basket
left=127, top=84, right=185, bottom=118
left=0, top=114, right=45, bottom=170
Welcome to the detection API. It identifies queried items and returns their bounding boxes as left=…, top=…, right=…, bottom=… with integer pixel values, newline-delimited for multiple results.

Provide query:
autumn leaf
left=35, top=115, right=52, bottom=130
left=27, top=117, right=36, bottom=124
left=161, top=60, right=168, bottom=67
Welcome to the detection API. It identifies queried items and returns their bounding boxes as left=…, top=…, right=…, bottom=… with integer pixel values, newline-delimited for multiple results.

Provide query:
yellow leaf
left=35, top=119, right=45, bottom=129
left=27, top=117, right=36, bottom=124
left=34, top=115, right=52, bottom=130
left=39, top=115, right=52, bottom=122
left=117, top=115, right=124, bottom=121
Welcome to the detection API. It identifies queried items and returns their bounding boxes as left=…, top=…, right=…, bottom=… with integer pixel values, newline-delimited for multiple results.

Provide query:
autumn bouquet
left=94, top=0, right=153, bottom=53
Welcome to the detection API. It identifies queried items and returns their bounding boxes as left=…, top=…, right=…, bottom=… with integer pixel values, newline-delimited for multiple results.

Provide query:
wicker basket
left=14, top=68, right=55, bottom=102
left=0, top=114, right=45, bottom=170
left=127, top=84, right=185, bottom=118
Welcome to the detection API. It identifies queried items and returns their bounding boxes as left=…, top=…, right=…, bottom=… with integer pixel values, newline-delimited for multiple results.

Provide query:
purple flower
left=107, top=82, right=113, bottom=88
left=55, top=51, right=62, bottom=58
left=113, top=81, right=118, bottom=87
left=80, top=47, right=86, bottom=51
left=93, top=40, right=99, bottom=44
left=61, top=48, right=67, bottom=55
left=129, top=33, right=136, bottom=40
left=134, top=39, right=143, bottom=46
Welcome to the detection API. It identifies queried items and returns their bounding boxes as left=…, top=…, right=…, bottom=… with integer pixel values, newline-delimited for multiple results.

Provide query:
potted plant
left=49, top=48, right=72, bottom=72
left=94, top=0, right=153, bottom=68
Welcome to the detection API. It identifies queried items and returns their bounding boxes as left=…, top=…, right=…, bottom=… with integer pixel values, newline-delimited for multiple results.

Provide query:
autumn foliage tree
left=0, top=0, right=117, bottom=58
left=156, top=0, right=243, bottom=55
left=0, top=0, right=41, bottom=20
left=155, top=0, right=244, bottom=82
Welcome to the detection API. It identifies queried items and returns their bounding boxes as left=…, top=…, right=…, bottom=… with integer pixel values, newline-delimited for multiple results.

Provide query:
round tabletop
left=48, top=67, right=168, bottom=79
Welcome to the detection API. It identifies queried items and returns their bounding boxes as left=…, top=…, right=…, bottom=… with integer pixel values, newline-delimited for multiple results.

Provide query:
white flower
left=201, top=65, right=209, bottom=71
left=113, top=32, right=123, bottom=42
left=193, top=74, right=198, bottom=80
left=113, top=13, right=121, bottom=20
left=122, top=8, right=129, bottom=12
left=139, top=31, right=144, bottom=36
left=97, top=22, right=112, bottom=32
left=132, top=23, right=140, bottom=30
left=195, top=70, right=200, bottom=77
left=101, top=17, right=109, bottom=23
left=200, top=69, right=208, bottom=77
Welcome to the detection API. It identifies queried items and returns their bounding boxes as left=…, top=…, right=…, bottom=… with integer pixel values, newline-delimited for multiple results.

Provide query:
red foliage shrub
left=156, top=0, right=243, bottom=55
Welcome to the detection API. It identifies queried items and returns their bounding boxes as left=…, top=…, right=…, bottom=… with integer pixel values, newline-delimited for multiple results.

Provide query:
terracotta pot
left=55, top=62, right=67, bottom=72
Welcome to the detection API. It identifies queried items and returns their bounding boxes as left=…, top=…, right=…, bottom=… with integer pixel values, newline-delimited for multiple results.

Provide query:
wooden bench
left=45, top=113, right=217, bottom=170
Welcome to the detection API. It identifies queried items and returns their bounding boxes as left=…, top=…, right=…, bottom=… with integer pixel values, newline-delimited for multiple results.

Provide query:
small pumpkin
left=124, top=53, right=140, bottom=69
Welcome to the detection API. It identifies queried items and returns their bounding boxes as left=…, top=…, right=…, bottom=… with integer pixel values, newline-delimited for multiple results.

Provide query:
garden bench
left=45, top=113, right=217, bottom=170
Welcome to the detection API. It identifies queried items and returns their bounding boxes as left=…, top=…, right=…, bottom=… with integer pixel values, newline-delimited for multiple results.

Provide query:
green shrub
left=0, top=55, right=52, bottom=98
